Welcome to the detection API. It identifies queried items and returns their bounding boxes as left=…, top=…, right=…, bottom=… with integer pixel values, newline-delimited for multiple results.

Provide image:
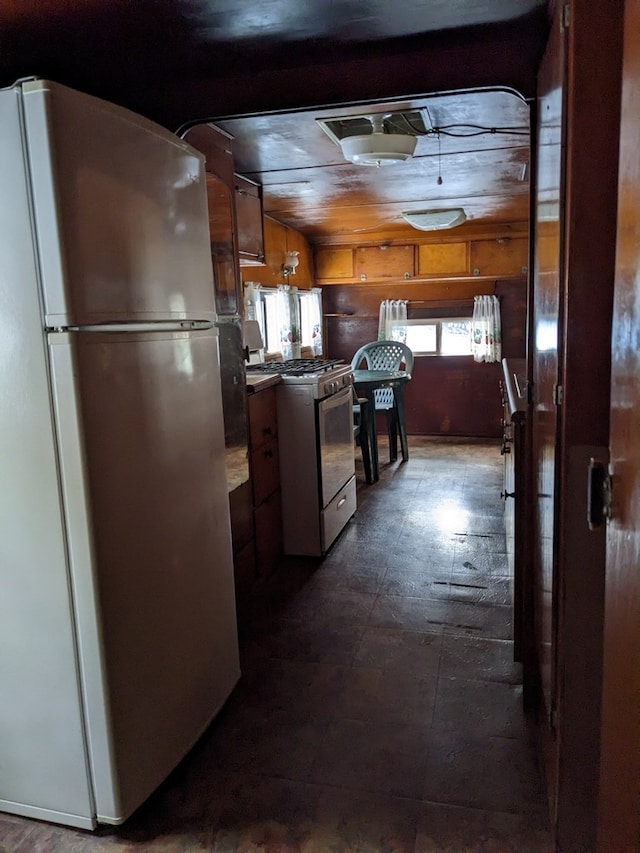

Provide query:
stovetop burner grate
left=248, top=358, right=345, bottom=376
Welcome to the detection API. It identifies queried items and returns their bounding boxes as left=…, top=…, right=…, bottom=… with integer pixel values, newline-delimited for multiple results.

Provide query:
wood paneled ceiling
left=0, top=0, right=549, bottom=245
left=214, top=90, right=531, bottom=244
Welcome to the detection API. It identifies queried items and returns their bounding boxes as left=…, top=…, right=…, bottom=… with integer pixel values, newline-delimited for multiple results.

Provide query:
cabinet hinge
left=553, top=384, right=563, bottom=406
left=561, top=3, right=570, bottom=30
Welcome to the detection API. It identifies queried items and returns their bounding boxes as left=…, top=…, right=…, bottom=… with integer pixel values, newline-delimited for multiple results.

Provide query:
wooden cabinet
left=247, top=385, right=282, bottom=577
left=470, top=237, right=528, bottom=276
left=315, top=247, right=354, bottom=280
left=417, top=242, right=469, bottom=276
left=235, top=174, right=265, bottom=265
left=183, top=123, right=242, bottom=315
left=315, top=235, right=528, bottom=283
left=355, top=244, right=414, bottom=280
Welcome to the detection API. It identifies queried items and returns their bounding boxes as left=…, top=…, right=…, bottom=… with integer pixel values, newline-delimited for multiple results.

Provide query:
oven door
left=317, top=385, right=355, bottom=507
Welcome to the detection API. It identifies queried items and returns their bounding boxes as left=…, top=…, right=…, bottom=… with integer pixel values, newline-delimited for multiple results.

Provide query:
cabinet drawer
left=248, top=386, right=278, bottom=449
left=321, top=475, right=356, bottom=554
left=251, top=437, right=280, bottom=505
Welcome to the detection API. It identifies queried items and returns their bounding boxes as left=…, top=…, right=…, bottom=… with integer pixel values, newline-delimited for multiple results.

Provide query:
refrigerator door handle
left=50, top=320, right=215, bottom=333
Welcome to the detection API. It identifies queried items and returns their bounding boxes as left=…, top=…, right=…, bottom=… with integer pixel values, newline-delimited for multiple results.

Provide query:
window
left=392, top=318, right=472, bottom=356
left=255, top=290, right=280, bottom=354
left=253, top=287, right=324, bottom=357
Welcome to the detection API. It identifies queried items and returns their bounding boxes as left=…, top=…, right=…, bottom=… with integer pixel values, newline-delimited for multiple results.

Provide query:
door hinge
left=561, top=3, right=570, bottom=30
left=553, top=383, right=563, bottom=406
left=588, top=458, right=613, bottom=529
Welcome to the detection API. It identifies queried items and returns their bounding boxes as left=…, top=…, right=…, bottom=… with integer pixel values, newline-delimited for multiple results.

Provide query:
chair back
left=351, top=341, right=413, bottom=408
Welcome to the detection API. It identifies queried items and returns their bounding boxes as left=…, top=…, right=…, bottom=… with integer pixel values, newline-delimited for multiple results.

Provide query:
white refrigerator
left=0, top=79, right=241, bottom=829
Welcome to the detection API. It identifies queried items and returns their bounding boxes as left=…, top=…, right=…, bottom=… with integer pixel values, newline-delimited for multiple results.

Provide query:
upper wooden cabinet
left=418, top=242, right=469, bottom=276
left=183, top=123, right=242, bottom=315
left=235, top=174, right=265, bottom=265
left=470, top=237, right=528, bottom=277
left=315, top=235, right=528, bottom=283
left=355, top=245, right=415, bottom=280
left=315, top=247, right=354, bottom=280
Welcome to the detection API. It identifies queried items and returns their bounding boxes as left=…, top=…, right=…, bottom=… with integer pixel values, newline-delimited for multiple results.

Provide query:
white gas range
left=246, top=359, right=357, bottom=556
left=246, top=358, right=353, bottom=397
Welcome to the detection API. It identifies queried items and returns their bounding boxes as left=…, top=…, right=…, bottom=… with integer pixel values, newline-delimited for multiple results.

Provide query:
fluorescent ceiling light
left=401, top=208, right=467, bottom=231
left=340, top=132, right=417, bottom=166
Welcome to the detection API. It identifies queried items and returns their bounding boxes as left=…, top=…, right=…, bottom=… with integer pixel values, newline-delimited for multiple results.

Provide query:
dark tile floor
left=2, top=437, right=552, bottom=852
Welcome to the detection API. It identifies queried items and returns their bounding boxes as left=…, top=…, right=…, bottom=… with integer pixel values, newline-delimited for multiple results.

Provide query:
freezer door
left=21, top=80, right=216, bottom=327
left=49, top=326, right=240, bottom=824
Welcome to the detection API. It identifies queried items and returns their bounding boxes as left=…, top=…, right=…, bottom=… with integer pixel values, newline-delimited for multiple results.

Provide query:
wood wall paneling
left=240, top=216, right=314, bottom=290
left=324, top=277, right=526, bottom=438
left=285, top=226, right=314, bottom=287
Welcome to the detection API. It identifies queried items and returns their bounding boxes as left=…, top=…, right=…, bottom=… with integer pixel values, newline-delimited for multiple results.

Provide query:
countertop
left=245, top=373, right=282, bottom=394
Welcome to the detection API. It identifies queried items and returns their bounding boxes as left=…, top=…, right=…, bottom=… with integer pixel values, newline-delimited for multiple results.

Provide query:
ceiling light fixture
left=401, top=208, right=467, bottom=231
left=338, top=114, right=417, bottom=167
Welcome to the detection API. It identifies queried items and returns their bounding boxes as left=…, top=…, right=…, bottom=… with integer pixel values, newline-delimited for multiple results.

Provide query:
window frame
left=391, top=316, right=473, bottom=357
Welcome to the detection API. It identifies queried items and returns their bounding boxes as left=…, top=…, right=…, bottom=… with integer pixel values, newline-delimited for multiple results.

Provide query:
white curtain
left=471, top=295, right=502, bottom=363
left=305, top=287, right=323, bottom=356
left=243, top=280, right=261, bottom=321
left=378, top=299, right=408, bottom=342
left=276, top=284, right=301, bottom=360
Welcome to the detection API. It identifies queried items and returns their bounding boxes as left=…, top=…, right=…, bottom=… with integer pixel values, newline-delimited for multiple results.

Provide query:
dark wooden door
left=598, top=0, right=640, bottom=848
left=531, top=0, right=565, bottom=800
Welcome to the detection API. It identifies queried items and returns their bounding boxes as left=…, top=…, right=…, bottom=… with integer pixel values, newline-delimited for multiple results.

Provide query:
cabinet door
left=355, top=245, right=415, bottom=280
left=235, top=175, right=265, bottom=264
left=315, top=247, right=354, bottom=281
left=248, top=386, right=278, bottom=450
left=251, top=437, right=280, bottom=506
left=206, top=173, right=240, bottom=315
left=254, top=490, right=282, bottom=577
left=183, top=125, right=241, bottom=316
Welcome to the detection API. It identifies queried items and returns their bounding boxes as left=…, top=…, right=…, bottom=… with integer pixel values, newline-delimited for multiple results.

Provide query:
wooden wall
left=323, top=276, right=527, bottom=438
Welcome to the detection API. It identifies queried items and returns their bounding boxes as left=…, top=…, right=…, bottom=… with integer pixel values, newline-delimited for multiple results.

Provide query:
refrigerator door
left=49, top=325, right=240, bottom=823
left=0, top=85, right=95, bottom=829
left=21, top=79, right=216, bottom=327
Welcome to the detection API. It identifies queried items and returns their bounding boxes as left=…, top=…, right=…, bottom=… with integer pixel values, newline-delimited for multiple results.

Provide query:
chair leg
left=386, top=409, right=398, bottom=462
left=394, top=387, right=409, bottom=462
left=356, top=399, right=373, bottom=484
left=360, top=425, right=373, bottom=484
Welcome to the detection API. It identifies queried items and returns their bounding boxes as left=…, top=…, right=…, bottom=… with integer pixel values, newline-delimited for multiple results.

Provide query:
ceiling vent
left=317, top=111, right=425, bottom=166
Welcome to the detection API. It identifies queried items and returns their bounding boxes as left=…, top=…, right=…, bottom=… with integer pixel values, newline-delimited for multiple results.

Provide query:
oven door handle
left=320, top=385, right=352, bottom=409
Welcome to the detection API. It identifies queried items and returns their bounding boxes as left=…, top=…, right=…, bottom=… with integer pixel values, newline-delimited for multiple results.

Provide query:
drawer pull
left=264, top=449, right=273, bottom=459
left=337, top=496, right=347, bottom=509
left=262, top=426, right=272, bottom=436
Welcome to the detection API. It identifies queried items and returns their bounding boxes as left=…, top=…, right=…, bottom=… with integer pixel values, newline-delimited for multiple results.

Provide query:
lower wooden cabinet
left=253, top=491, right=282, bottom=575
left=248, top=385, right=283, bottom=578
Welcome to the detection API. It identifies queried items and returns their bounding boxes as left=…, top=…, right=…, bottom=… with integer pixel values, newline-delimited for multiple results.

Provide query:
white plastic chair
left=351, top=340, right=413, bottom=462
